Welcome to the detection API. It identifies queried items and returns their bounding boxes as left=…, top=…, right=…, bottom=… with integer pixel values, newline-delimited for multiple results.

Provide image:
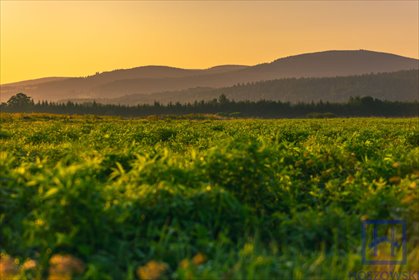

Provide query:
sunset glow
left=1, top=0, right=418, bottom=84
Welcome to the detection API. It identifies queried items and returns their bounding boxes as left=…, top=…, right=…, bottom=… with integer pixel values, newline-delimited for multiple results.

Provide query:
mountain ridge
left=59, top=70, right=418, bottom=104
left=1, top=50, right=417, bottom=102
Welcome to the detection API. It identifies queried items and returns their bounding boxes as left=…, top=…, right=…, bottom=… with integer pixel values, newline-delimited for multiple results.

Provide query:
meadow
left=0, top=114, right=418, bottom=279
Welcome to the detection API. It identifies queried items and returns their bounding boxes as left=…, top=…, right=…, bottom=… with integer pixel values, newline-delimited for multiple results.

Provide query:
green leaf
left=44, top=187, right=59, bottom=199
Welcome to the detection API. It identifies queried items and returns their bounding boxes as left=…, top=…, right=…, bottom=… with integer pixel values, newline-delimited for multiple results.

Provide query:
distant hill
left=251, top=49, right=418, bottom=77
left=1, top=50, right=417, bottom=102
left=76, top=70, right=418, bottom=104
left=2, top=77, right=68, bottom=87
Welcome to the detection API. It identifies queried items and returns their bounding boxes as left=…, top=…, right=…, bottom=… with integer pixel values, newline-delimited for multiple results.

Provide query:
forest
left=1, top=93, right=418, bottom=118
left=94, top=70, right=419, bottom=105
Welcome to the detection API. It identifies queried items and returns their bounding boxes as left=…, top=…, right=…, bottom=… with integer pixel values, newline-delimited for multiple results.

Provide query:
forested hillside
left=102, top=70, right=419, bottom=104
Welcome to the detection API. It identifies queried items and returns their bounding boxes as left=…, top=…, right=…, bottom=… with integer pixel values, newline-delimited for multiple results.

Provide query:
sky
left=1, top=1, right=418, bottom=84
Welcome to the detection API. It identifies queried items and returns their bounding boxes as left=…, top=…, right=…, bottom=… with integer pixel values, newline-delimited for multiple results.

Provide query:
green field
left=1, top=114, right=418, bottom=279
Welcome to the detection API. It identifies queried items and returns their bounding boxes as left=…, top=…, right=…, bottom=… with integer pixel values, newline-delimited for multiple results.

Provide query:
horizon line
left=1, top=48, right=418, bottom=85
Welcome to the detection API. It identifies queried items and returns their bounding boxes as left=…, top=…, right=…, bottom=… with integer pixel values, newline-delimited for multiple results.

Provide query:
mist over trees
left=106, top=70, right=418, bottom=105
left=1, top=93, right=418, bottom=118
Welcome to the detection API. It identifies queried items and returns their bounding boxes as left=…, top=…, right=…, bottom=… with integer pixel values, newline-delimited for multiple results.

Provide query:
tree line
left=103, top=70, right=419, bottom=105
left=1, top=93, right=418, bottom=118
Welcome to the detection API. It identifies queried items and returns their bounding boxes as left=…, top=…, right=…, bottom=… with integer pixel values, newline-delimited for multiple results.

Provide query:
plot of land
left=0, top=114, right=418, bottom=279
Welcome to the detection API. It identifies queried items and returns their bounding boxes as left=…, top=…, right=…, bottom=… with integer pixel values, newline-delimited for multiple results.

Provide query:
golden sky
left=1, top=1, right=418, bottom=84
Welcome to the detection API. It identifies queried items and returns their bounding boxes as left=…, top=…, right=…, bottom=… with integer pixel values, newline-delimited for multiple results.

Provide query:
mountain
left=1, top=50, right=417, bottom=102
left=73, top=70, right=418, bottom=104
left=2, top=77, right=68, bottom=87
left=205, top=65, right=249, bottom=73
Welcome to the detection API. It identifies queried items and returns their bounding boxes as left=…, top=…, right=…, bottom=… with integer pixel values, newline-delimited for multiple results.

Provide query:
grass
left=0, top=113, right=418, bottom=279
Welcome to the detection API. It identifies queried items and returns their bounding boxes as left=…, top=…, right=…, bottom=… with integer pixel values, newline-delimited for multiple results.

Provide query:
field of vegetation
left=1, top=113, right=418, bottom=279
